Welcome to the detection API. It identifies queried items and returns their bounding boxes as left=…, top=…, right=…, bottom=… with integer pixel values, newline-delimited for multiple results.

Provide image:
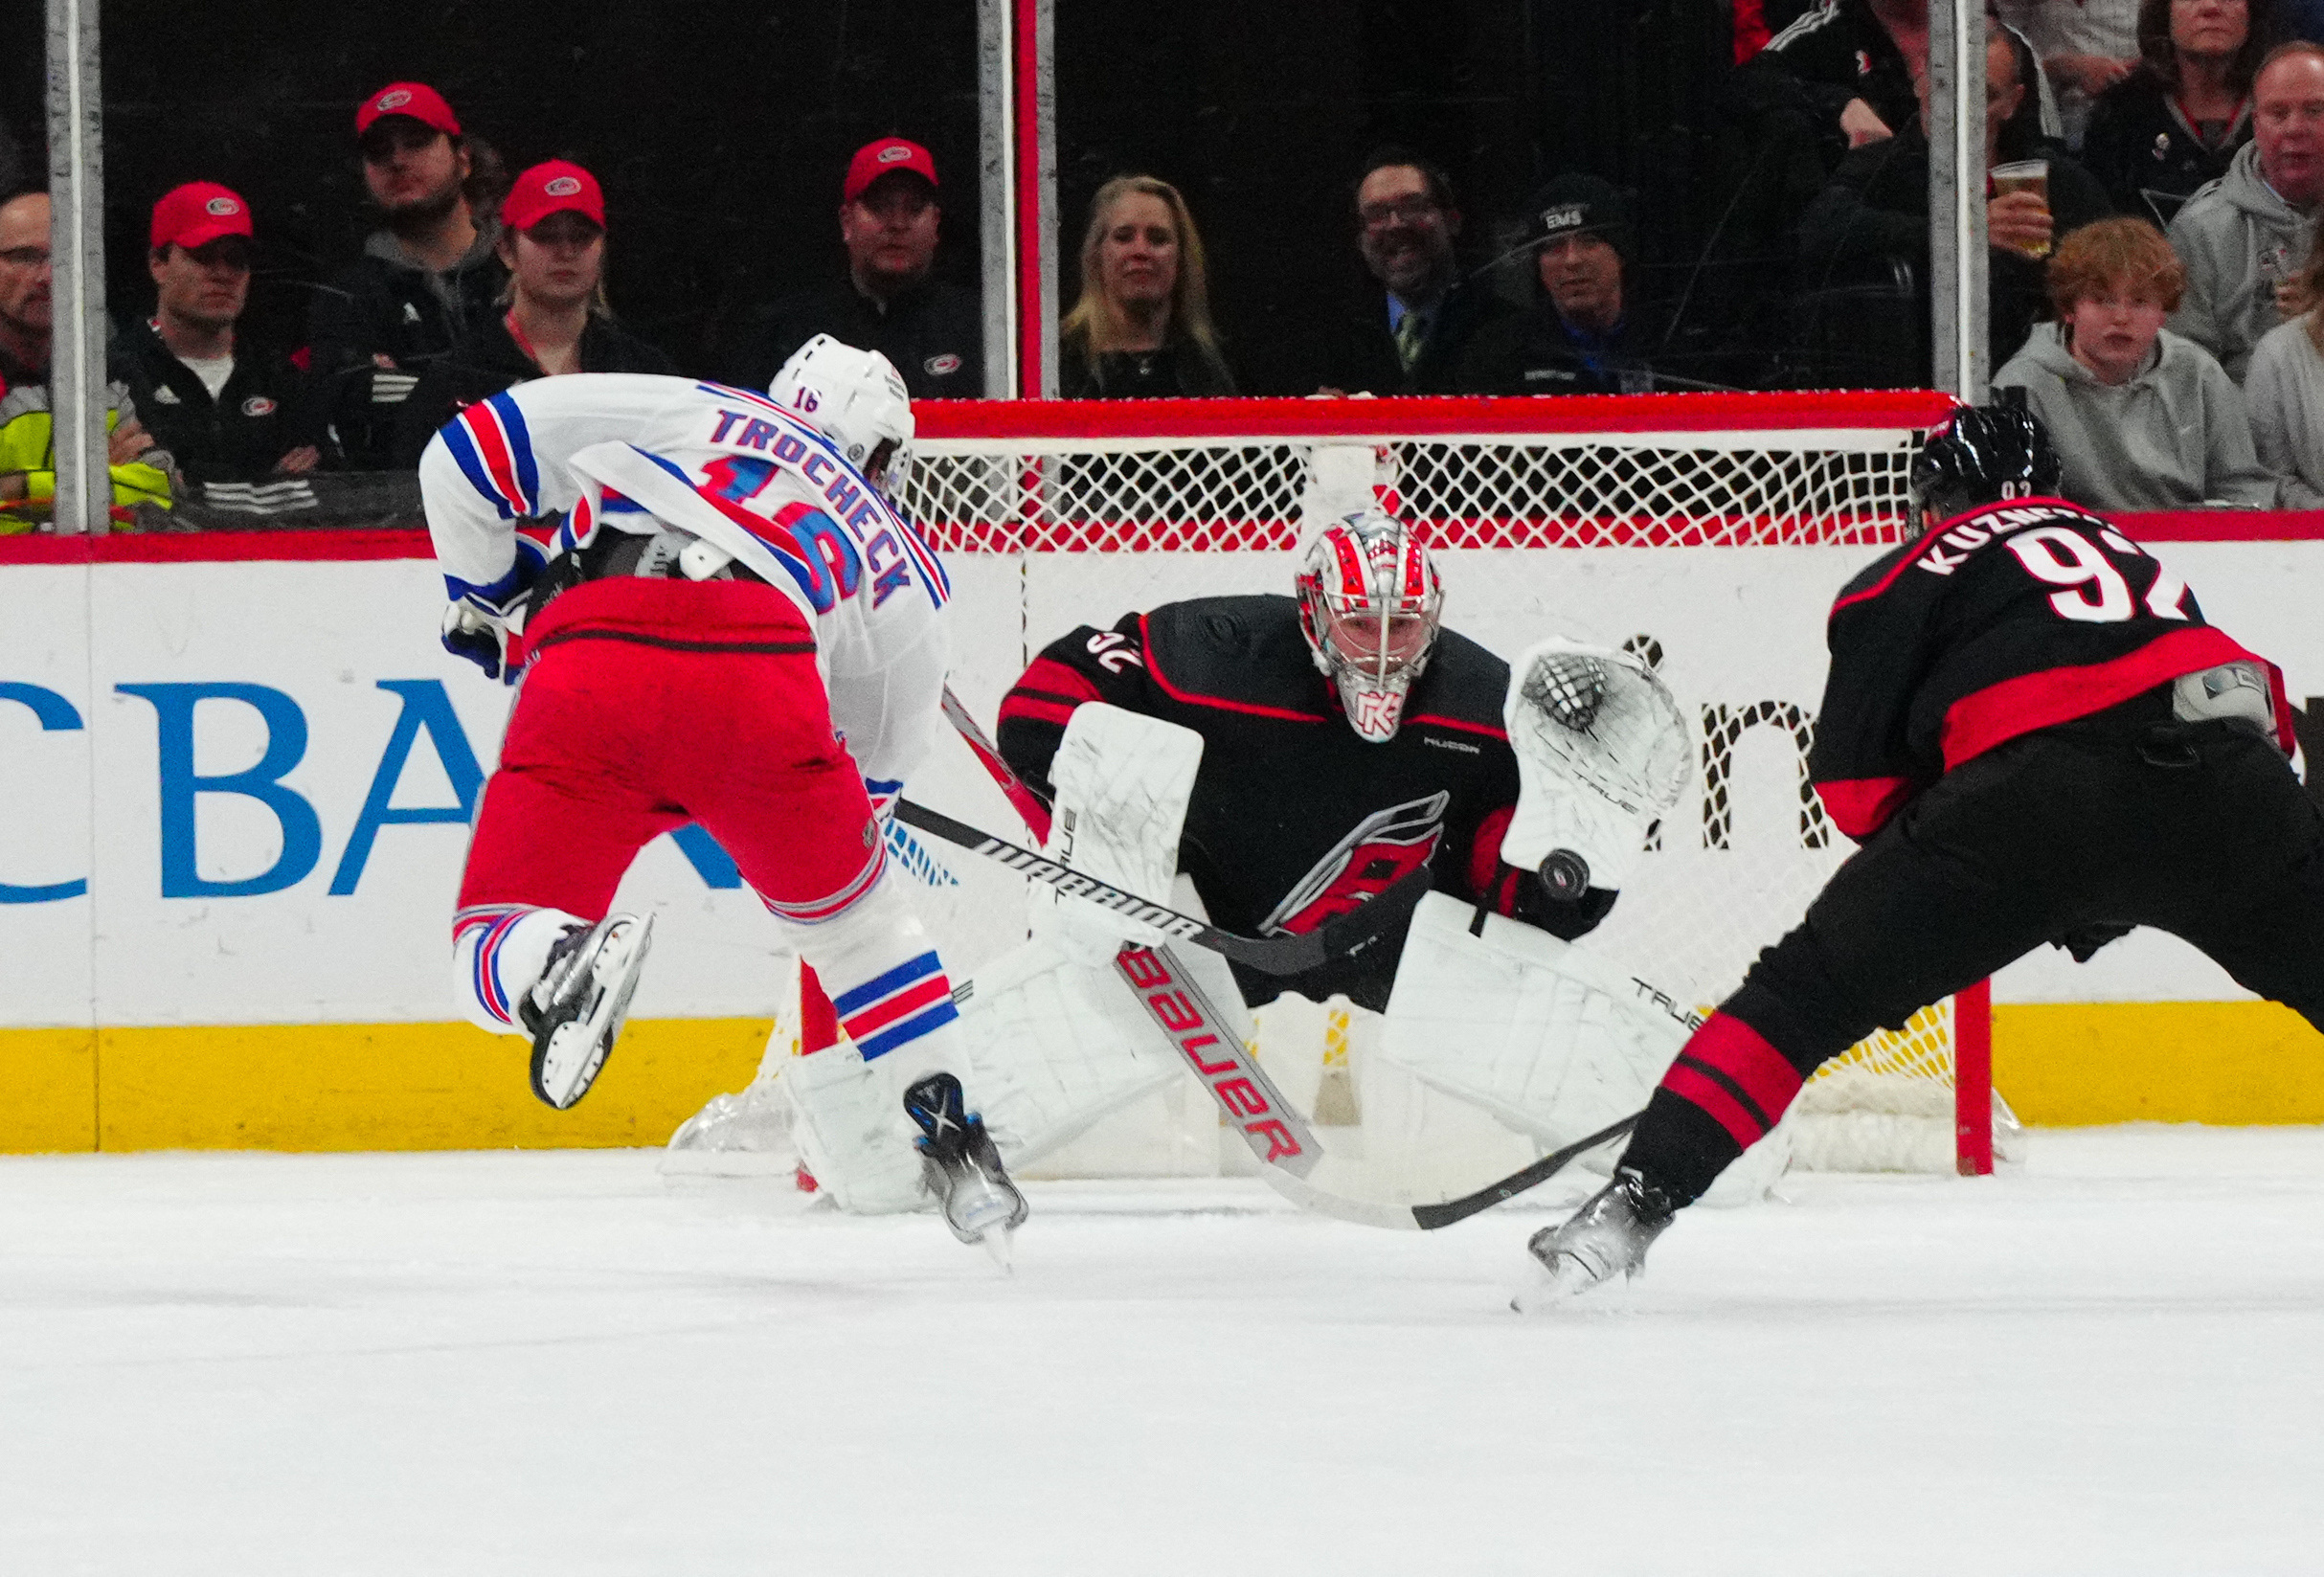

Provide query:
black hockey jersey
left=1811, top=497, right=2290, bottom=842
left=996, top=594, right=1605, bottom=1010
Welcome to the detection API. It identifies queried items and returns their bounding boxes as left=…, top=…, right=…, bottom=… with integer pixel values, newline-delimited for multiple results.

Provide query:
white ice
left=4, top=1128, right=2321, bottom=1576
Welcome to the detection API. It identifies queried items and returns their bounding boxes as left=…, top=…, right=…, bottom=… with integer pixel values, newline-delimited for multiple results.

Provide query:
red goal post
left=899, top=391, right=2013, bottom=1178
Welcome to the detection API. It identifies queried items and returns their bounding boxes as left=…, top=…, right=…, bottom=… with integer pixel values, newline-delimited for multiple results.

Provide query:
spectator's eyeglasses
left=0, top=246, right=50, bottom=269
left=1359, top=197, right=1442, bottom=230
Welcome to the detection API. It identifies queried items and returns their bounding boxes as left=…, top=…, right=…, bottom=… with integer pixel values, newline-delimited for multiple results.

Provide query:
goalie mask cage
left=896, top=392, right=2017, bottom=1180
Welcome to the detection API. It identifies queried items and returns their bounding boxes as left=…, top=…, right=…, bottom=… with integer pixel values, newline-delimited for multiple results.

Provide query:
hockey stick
left=891, top=796, right=1418, bottom=978
left=937, top=686, right=1642, bottom=1228
left=1113, top=936, right=1640, bottom=1229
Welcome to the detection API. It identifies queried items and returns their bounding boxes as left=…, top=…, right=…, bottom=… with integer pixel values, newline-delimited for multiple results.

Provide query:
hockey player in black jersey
left=1522, top=399, right=2324, bottom=1305
left=995, top=510, right=1608, bottom=1014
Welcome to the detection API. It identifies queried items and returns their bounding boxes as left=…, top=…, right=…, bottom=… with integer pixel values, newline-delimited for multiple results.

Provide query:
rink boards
left=5, top=523, right=2324, bottom=1150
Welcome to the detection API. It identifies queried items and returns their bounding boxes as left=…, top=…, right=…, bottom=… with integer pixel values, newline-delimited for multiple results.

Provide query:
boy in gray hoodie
left=1996, top=215, right=2275, bottom=508
left=2166, top=43, right=2324, bottom=381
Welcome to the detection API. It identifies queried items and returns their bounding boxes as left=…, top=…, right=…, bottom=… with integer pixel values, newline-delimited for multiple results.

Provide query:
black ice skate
left=903, top=1071, right=1028, bottom=1268
left=520, top=912, right=654, bottom=1111
left=1513, top=1168, right=1677, bottom=1312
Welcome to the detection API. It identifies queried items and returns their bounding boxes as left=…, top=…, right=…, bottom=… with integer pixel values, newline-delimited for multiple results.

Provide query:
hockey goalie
left=931, top=510, right=1789, bottom=1212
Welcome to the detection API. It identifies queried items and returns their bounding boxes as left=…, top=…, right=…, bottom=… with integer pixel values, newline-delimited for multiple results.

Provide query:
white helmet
left=1294, top=508, right=1445, bottom=743
left=769, top=334, right=915, bottom=500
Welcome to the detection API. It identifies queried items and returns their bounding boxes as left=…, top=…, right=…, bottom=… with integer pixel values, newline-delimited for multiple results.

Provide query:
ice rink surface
left=4, top=1129, right=2321, bottom=1576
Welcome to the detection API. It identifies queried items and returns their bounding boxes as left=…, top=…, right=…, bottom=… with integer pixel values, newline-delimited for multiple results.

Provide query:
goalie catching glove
left=1501, top=638, right=1690, bottom=898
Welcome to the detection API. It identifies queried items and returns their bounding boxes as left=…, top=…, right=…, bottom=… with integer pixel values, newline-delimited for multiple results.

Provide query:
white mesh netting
left=866, top=394, right=2015, bottom=1180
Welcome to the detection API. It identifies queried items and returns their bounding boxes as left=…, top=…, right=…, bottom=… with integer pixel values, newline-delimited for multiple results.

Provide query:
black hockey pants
left=1627, top=706, right=2324, bottom=1203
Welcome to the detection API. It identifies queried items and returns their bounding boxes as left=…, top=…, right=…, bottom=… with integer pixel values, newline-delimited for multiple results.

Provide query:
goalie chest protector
left=998, top=594, right=1523, bottom=1008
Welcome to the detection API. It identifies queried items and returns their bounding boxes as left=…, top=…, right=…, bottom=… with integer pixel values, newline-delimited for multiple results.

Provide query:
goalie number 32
left=2005, top=526, right=2191, bottom=625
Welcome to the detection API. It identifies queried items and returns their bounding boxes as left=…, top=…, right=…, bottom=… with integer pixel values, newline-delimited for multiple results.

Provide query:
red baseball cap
left=503, top=160, right=606, bottom=233
left=843, top=137, right=938, bottom=204
left=355, top=81, right=462, bottom=139
left=150, top=181, right=255, bottom=252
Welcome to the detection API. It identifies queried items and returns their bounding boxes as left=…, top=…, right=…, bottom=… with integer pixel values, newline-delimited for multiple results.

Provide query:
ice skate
left=521, top=912, right=655, bottom=1110
left=1513, top=1168, right=1676, bottom=1312
left=903, top=1071, right=1027, bottom=1267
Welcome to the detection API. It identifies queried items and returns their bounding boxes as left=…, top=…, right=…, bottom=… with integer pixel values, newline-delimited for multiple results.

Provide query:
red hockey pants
left=458, top=577, right=881, bottom=922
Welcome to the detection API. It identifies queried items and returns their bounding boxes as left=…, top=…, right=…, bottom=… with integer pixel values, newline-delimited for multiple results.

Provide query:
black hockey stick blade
left=1406, top=1111, right=1642, bottom=1230
left=892, top=797, right=1419, bottom=977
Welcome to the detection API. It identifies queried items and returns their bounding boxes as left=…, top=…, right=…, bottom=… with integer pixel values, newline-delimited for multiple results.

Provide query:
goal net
left=707, top=393, right=2021, bottom=1186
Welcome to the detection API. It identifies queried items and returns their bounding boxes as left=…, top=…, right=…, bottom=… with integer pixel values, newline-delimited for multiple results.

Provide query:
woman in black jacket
left=2081, top=0, right=2275, bottom=226
left=1058, top=175, right=1236, bottom=399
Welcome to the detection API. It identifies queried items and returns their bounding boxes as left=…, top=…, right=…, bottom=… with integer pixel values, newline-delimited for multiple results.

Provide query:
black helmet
left=1909, top=392, right=2061, bottom=529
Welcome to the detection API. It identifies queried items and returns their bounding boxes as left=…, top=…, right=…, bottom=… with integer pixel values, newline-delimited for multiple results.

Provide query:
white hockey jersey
left=417, top=372, right=953, bottom=797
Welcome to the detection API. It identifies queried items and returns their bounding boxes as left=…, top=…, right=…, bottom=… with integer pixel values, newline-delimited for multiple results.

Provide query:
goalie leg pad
left=953, top=937, right=1184, bottom=1168
left=1382, top=892, right=1790, bottom=1203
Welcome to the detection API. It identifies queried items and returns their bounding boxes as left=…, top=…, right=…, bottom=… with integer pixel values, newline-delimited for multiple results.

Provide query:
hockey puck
left=1539, top=850, right=1590, bottom=901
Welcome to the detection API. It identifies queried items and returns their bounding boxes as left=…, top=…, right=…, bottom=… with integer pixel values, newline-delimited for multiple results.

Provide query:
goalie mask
left=1296, top=509, right=1444, bottom=743
left=769, top=334, right=915, bottom=503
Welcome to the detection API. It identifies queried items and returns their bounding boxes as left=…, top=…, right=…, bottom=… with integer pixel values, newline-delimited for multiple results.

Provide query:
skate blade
left=1508, top=1253, right=1603, bottom=1315
left=977, top=1226, right=1016, bottom=1273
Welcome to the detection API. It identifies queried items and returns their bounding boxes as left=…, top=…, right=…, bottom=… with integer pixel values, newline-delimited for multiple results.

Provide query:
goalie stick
left=891, top=796, right=1417, bottom=978
left=937, top=686, right=1646, bottom=1229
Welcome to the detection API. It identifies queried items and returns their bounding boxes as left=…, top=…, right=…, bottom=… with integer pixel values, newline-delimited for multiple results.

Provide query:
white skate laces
left=521, top=912, right=655, bottom=1110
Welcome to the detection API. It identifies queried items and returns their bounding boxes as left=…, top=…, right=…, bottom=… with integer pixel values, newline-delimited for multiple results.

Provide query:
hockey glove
left=441, top=600, right=517, bottom=683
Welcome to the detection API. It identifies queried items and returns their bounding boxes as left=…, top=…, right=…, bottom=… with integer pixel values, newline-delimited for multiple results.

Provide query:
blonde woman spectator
left=2245, top=235, right=2324, bottom=501
left=1996, top=215, right=2275, bottom=506
left=1059, top=175, right=1235, bottom=398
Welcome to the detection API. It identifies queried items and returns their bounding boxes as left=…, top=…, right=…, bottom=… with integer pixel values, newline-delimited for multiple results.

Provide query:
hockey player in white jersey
left=667, top=465, right=1763, bottom=1218
left=420, top=346, right=1026, bottom=1258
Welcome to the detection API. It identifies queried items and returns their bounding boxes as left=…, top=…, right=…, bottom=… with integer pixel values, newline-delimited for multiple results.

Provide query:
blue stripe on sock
left=831, top=951, right=942, bottom=1017
left=856, top=1000, right=959, bottom=1061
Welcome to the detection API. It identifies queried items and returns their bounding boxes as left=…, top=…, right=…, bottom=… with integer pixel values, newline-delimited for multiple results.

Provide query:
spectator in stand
left=1754, top=0, right=2061, bottom=164
left=1459, top=175, right=1662, bottom=394
left=2168, top=40, right=2324, bottom=377
left=728, top=138, right=982, bottom=400
left=0, top=190, right=170, bottom=529
left=1058, top=174, right=1235, bottom=398
left=2241, top=233, right=2324, bottom=500
left=119, top=183, right=323, bottom=489
left=1995, top=215, right=2274, bottom=505
left=1798, top=26, right=2110, bottom=373
left=392, top=160, right=673, bottom=463
left=1320, top=148, right=1506, bottom=395
left=1998, top=0, right=2141, bottom=146
left=2084, top=0, right=2270, bottom=227
left=309, top=82, right=507, bottom=471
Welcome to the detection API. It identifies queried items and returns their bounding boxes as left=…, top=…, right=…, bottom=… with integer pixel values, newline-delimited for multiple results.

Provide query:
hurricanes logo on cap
left=205, top=196, right=240, bottom=216
left=544, top=176, right=583, bottom=196
left=1541, top=203, right=1586, bottom=236
left=374, top=88, right=413, bottom=111
left=878, top=146, right=913, bottom=164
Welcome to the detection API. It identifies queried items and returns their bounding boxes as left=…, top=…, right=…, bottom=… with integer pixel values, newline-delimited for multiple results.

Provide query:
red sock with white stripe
left=1620, top=1011, right=1806, bottom=1206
